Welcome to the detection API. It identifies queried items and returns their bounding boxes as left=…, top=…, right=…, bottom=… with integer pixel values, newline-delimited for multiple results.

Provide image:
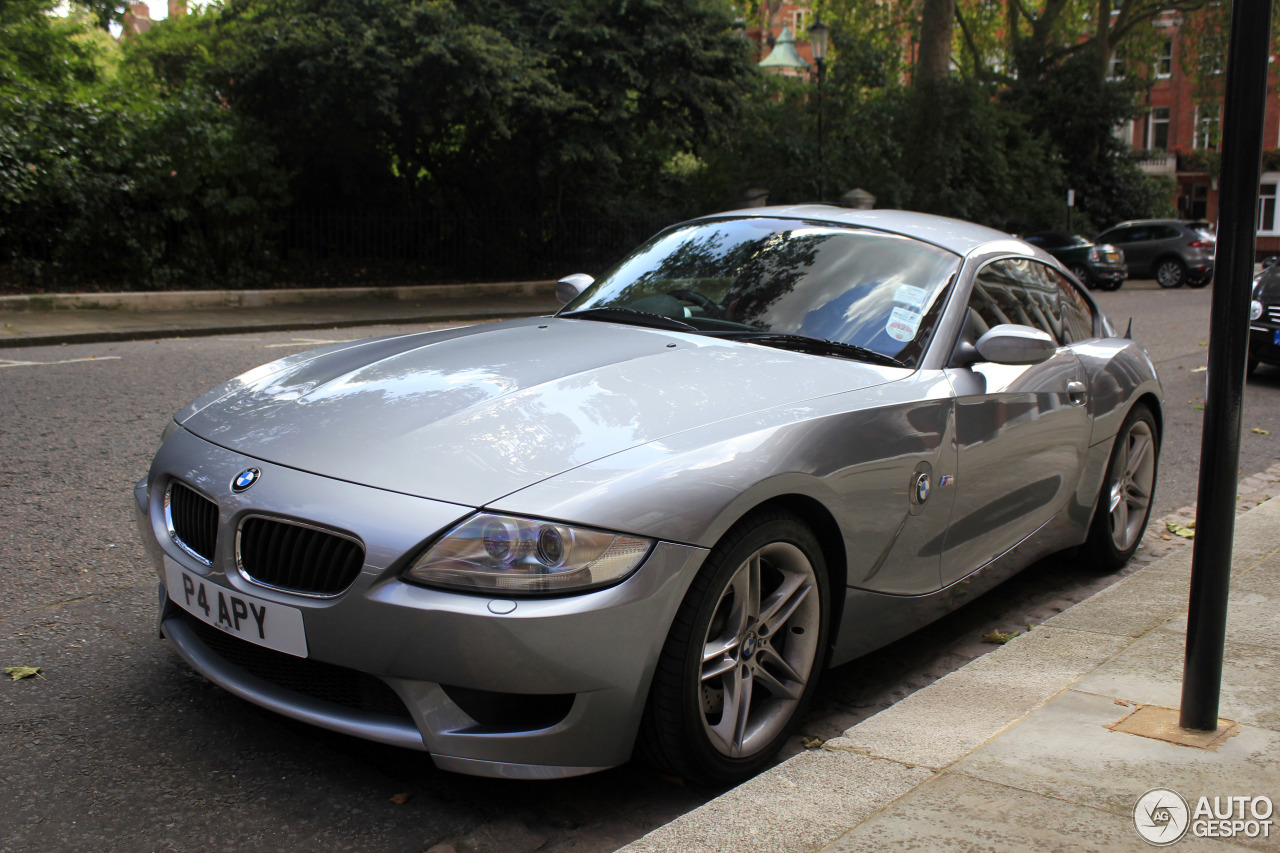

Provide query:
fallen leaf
left=1199, top=341, right=1208, bottom=346
left=1191, top=366, right=1207, bottom=373
left=1162, top=534, right=1172, bottom=540
left=1193, top=405, right=1204, bottom=411
left=1115, top=699, right=1131, bottom=707
left=981, top=630, right=1020, bottom=645
left=1252, top=428, right=1271, bottom=435
left=802, top=736, right=823, bottom=750
left=1166, top=521, right=1196, bottom=539
left=390, top=792, right=412, bottom=805
left=5, top=666, right=44, bottom=681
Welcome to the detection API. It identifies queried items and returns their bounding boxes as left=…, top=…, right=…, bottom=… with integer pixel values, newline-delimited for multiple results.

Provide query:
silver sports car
left=135, top=207, right=1163, bottom=784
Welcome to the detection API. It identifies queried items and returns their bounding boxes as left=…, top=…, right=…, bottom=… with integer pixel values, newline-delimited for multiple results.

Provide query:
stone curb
left=618, top=493, right=1280, bottom=853
left=0, top=280, right=556, bottom=313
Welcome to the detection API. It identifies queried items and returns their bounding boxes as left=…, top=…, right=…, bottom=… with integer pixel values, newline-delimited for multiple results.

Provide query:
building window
left=793, top=9, right=810, bottom=32
left=1194, top=105, right=1220, bottom=149
left=1260, top=182, right=1278, bottom=234
left=1155, top=40, right=1173, bottom=77
left=1149, top=107, right=1171, bottom=150
left=1107, top=50, right=1125, bottom=80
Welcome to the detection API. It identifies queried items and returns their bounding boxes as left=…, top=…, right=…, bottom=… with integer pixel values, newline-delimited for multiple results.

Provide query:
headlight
left=404, top=513, right=652, bottom=595
left=1251, top=300, right=1264, bottom=321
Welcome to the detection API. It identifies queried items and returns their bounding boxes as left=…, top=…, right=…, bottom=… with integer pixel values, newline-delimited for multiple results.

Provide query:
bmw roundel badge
left=232, top=468, right=261, bottom=492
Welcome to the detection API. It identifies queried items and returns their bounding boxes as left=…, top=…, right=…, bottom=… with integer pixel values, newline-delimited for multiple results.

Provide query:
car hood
left=179, top=317, right=901, bottom=506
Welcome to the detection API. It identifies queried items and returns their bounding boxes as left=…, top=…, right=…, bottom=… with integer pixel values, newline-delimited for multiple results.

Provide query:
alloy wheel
left=1108, top=419, right=1157, bottom=551
left=698, top=542, right=820, bottom=758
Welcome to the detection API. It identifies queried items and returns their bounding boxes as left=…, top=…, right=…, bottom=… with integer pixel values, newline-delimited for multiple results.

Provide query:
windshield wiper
left=560, top=306, right=699, bottom=333
left=705, top=331, right=907, bottom=368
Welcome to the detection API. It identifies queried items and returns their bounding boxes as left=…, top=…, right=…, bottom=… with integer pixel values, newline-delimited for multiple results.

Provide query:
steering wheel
left=667, top=289, right=725, bottom=319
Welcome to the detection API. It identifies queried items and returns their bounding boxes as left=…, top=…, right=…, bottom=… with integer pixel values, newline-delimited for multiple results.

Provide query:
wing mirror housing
left=954, top=323, right=1056, bottom=367
left=556, top=274, right=594, bottom=305
left=973, top=324, right=1056, bottom=365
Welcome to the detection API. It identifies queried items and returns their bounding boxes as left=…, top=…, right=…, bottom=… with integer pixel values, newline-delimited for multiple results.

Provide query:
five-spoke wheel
left=1086, top=403, right=1159, bottom=568
left=639, top=510, right=828, bottom=785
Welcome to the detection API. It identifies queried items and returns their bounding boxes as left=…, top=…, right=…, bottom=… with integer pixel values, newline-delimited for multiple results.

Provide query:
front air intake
left=236, top=516, right=364, bottom=596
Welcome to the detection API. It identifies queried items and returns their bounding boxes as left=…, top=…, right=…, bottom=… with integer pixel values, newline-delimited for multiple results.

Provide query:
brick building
left=1115, top=11, right=1280, bottom=254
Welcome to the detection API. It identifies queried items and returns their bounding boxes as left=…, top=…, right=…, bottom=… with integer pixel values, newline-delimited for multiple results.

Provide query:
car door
left=1110, top=226, right=1149, bottom=275
left=940, top=258, right=1091, bottom=585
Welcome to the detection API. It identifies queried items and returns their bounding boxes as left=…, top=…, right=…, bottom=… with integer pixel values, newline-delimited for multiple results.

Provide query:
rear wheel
left=639, top=510, right=828, bottom=786
left=1085, top=403, right=1159, bottom=569
left=1068, top=264, right=1092, bottom=289
left=1188, top=276, right=1211, bottom=289
left=1155, top=258, right=1187, bottom=288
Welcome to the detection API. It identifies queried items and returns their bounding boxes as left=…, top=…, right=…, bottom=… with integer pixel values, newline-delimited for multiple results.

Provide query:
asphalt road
left=2, top=283, right=1276, bottom=852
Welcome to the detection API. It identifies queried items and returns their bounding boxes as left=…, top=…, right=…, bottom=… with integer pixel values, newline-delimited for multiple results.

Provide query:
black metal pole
left=817, top=60, right=826, bottom=202
left=1179, top=0, right=1272, bottom=731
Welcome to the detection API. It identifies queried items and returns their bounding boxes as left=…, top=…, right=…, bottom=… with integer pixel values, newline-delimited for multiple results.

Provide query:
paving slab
left=950, top=691, right=1280, bottom=850
left=1073, top=630, right=1280, bottom=732
left=617, top=749, right=933, bottom=853
left=820, top=773, right=1250, bottom=853
left=819, top=625, right=1132, bottom=769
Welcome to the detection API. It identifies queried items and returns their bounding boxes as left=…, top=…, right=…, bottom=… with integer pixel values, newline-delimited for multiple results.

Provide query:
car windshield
left=559, top=218, right=961, bottom=369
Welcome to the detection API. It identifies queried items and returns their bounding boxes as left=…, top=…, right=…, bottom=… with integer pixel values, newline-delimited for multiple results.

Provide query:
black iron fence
left=276, top=210, right=675, bottom=283
left=1, top=209, right=678, bottom=290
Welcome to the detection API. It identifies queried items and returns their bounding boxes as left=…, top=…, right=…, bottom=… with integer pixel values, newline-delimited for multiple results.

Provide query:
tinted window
left=1045, top=267, right=1095, bottom=343
left=1152, top=225, right=1182, bottom=240
left=969, top=259, right=1093, bottom=346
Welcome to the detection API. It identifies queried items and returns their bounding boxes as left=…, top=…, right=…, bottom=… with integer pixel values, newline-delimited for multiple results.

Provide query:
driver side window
left=967, top=259, right=1065, bottom=347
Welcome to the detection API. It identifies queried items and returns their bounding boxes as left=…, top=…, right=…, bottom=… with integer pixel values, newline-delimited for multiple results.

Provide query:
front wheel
left=1085, top=403, right=1159, bottom=569
left=1155, top=258, right=1187, bottom=288
left=638, top=510, right=829, bottom=785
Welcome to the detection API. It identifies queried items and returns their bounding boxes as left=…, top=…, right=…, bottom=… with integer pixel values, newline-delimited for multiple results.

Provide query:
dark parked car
left=1250, top=262, right=1280, bottom=374
left=1095, top=219, right=1215, bottom=288
left=1022, top=231, right=1127, bottom=291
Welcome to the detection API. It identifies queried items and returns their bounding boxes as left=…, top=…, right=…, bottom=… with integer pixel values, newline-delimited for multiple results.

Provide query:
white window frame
left=793, top=9, right=810, bottom=32
left=1259, top=177, right=1279, bottom=236
left=1148, top=107, right=1171, bottom=150
left=1155, top=40, right=1173, bottom=78
left=1107, top=50, right=1125, bottom=80
left=1194, top=105, right=1221, bottom=149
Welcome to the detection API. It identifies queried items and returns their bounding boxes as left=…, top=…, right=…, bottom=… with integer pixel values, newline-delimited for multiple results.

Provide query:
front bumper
left=135, top=428, right=708, bottom=778
left=1250, top=323, right=1280, bottom=366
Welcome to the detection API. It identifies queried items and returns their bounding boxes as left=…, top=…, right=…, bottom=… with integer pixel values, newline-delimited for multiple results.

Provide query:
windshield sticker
left=886, top=307, right=922, bottom=342
left=894, top=285, right=928, bottom=311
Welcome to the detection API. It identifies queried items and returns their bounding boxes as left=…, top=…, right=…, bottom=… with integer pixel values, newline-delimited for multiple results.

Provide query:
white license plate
left=165, top=556, right=308, bottom=658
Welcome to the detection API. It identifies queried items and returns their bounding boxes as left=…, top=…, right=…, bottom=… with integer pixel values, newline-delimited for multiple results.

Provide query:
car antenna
left=1124, top=318, right=1133, bottom=339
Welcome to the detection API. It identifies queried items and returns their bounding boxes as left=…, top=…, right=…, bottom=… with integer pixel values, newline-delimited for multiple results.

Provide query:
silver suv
left=1095, top=219, right=1215, bottom=288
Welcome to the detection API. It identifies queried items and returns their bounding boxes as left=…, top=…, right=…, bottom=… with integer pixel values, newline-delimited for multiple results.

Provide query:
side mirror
left=1262, top=256, right=1278, bottom=270
left=556, top=273, right=595, bottom=305
left=973, top=324, right=1056, bottom=365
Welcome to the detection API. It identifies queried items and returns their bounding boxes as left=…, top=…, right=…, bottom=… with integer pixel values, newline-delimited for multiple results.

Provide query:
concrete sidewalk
left=0, top=281, right=559, bottom=347
left=621, top=497, right=1280, bottom=853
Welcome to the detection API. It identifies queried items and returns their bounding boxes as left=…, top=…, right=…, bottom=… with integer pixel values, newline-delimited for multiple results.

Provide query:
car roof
left=690, top=205, right=1019, bottom=257
left=1103, top=219, right=1195, bottom=229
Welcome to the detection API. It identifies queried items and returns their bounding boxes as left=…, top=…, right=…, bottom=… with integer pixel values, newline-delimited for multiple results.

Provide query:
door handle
left=1067, top=380, right=1088, bottom=406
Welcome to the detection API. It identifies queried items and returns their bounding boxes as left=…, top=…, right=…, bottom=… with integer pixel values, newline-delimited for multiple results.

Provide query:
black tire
left=1155, top=258, right=1187, bottom=288
left=638, top=509, right=829, bottom=786
left=1085, top=403, right=1160, bottom=569
left=1188, top=276, right=1211, bottom=289
left=1247, top=358, right=1260, bottom=377
left=1068, top=264, right=1093, bottom=289
left=1105, top=277, right=1125, bottom=292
